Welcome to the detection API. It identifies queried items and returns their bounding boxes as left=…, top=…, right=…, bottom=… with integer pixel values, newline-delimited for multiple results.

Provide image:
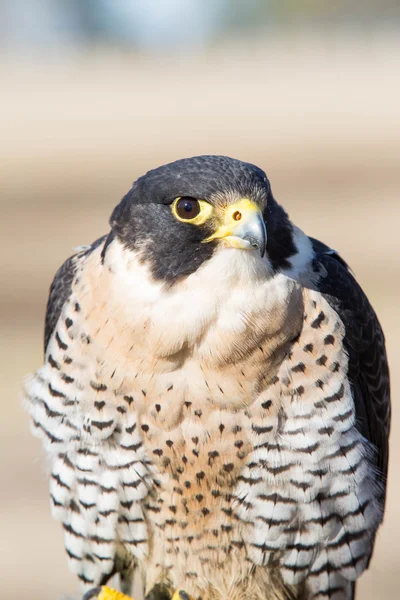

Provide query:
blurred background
left=1, top=2, right=399, bottom=599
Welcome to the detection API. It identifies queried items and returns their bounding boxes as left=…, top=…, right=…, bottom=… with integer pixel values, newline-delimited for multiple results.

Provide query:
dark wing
left=44, top=235, right=107, bottom=353
left=311, top=237, right=391, bottom=507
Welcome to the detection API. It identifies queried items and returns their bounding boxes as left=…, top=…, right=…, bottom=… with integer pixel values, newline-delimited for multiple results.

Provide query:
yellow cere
left=172, top=198, right=214, bottom=225
left=203, top=198, right=261, bottom=243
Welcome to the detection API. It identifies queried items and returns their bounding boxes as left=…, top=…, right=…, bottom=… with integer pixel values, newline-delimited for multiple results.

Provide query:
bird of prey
left=25, top=156, right=390, bottom=600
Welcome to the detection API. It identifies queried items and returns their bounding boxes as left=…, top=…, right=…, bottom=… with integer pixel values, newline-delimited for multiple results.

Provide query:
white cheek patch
left=281, top=225, right=315, bottom=281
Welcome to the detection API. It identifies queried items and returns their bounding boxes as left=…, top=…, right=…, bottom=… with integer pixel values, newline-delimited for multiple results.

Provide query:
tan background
left=1, top=33, right=399, bottom=600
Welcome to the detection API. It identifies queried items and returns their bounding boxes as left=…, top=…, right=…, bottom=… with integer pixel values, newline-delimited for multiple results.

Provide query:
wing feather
left=311, top=238, right=390, bottom=505
left=26, top=233, right=149, bottom=592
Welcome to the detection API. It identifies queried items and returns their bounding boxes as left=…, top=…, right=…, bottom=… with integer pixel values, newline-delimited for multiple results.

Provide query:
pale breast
left=48, top=241, right=306, bottom=597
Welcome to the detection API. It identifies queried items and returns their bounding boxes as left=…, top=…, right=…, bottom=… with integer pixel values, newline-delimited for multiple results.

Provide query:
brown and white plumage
left=24, top=156, right=390, bottom=600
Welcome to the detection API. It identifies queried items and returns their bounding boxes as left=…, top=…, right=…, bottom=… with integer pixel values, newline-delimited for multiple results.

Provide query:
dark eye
left=175, top=197, right=200, bottom=220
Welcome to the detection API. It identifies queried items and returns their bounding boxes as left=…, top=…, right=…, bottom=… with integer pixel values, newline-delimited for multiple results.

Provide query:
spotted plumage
left=24, top=156, right=390, bottom=600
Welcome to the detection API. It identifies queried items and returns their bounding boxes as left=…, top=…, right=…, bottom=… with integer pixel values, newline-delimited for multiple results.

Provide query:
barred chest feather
left=25, top=240, right=382, bottom=600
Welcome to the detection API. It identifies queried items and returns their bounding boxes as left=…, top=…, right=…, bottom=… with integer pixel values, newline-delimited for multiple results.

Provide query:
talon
left=83, top=588, right=102, bottom=600
left=83, top=586, right=134, bottom=600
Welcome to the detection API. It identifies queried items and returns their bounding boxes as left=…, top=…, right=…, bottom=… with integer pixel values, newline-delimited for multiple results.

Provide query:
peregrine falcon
left=25, top=156, right=390, bottom=600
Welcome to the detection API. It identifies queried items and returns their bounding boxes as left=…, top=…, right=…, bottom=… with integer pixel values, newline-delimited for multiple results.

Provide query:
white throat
left=102, top=233, right=313, bottom=367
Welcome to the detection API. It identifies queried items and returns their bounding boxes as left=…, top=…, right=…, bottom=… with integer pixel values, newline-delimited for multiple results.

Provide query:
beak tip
left=241, top=214, right=267, bottom=259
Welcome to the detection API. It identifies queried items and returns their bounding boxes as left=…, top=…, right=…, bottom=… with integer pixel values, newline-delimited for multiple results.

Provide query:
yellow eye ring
left=171, top=197, right=213, bottom=225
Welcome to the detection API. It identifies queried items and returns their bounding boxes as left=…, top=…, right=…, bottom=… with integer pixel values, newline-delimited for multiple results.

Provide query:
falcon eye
left=175, top=197, right=200, bottom=220
left=172, top=197, right=213, bottom=225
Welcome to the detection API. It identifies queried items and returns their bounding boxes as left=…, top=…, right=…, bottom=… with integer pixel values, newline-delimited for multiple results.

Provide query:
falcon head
left=110, top=155, right=298, bottom=282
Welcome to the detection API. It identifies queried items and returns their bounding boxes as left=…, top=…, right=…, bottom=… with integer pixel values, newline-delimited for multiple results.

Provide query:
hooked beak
left=203, top=198, right=267, bottom=257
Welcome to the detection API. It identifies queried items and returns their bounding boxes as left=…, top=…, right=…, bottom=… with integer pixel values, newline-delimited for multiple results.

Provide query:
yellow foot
left=83, top=586, right=134, bottom=600
left=83, top=586, right=192, bottom=600
left=171, top=592, right=192, bottom=600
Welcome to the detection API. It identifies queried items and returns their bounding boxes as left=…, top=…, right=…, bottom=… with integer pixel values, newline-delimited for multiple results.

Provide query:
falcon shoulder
left=311, top=237, right=391, bottom=504
left=44, top=236, right=107, bottom=352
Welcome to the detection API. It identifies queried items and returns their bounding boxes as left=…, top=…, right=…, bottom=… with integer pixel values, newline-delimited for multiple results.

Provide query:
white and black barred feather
left=28, top=240, right=151, bottom=591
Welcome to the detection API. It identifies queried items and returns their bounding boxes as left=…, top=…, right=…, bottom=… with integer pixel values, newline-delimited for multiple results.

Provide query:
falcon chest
left=58, top=243, right=377, bottom=599
left=76, top=245, right=305, bottom=593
